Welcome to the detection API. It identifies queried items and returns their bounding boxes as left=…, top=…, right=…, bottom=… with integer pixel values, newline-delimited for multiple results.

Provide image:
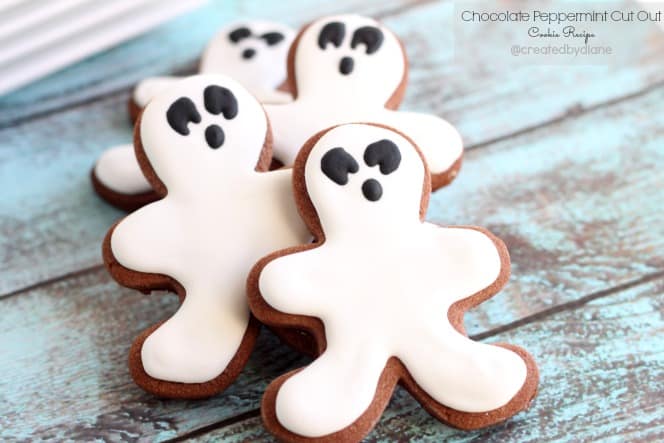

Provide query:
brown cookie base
left=246, top=124, right=539, bottom=440
left=431, top=155, right=463, bottom=191
left=128, top=98, right=142, bottom=125
left=269, top=326, right=319, bottom=358
left=90, top=168, right=159, bottom=212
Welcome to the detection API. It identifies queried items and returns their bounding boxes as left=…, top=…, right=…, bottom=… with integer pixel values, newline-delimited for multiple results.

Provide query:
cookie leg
left=140, top=289, right=252, bottom=384
left=268, top=345, right=388, bottom=439
left=399, top=331, right=536, bottom=428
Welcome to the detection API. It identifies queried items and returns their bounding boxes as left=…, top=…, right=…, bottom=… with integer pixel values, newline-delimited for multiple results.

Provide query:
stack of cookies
left=93, top=15, right=539, bottom=442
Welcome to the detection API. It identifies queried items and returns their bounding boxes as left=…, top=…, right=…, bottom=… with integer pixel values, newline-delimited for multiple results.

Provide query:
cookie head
left=201, top=21, right=295, bottom=90
left=294, top=15, right=406, bottom=103
left=303, top=124, right=425, bottom=236
left=139, top=74, right=268, bottom=187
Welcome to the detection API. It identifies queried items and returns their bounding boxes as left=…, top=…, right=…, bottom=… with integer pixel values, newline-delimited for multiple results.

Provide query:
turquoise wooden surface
left=196, top=277, right=664, bottom=442
left=3, top=0, right=664, bottom=298
left=1, top=0, right=663, bottom=441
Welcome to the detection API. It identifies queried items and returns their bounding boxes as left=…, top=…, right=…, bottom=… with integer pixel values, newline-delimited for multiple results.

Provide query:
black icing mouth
left=242, top=48, right=256, bottom=60
left=205, top=124, right=225, bottom=149
left=362, top=178, right=382, bottom=201
left=339, top=56, right=354, bottom=75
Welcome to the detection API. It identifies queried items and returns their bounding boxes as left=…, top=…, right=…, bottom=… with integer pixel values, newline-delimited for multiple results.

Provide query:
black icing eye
left=321, top=147, right=359, bottom=185
left=166, top=97, right=201, bottom=135
left=229, top=26, right=251, bottom=43
left=205, top=124, right=225, bottom=149
left=204, top=85, right=238, bottom=120
left=261, top=31, right=285, bottom=46
left=318, top=22, right=345, bottom=49
left=364, top=139, right=401, bottom=174
left=362, top=179, right=383, bottom=201
left=351, top=26, right=384, bottom=54
left=242, top=48, right=256, bottom=59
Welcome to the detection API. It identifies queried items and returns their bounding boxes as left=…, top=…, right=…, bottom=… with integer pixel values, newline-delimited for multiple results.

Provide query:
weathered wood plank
left=4, top=0, right=664, bottom=152
left=432, top=86, right=664, bottom=335
left=2, top=1, right=664, bottom=298
left=0, top=0, right=425, bottom=127
left=2, top=253, right=660, bottom=441
left=0, top=268, right=309, bottom=441
left=190, top=276, right=664, bottom=442
left=2, top=79, right=663, bottom=336
left=1, top=90, right=663, bottom=438
left=386, top=1, right=664, bottom=148
left=2, top=0, right=663, bottom=294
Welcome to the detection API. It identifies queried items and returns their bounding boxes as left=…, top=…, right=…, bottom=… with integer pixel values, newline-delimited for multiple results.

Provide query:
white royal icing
left=200, top=20, right=294, bottom=104
left=94, top=144, right=151, bottom=195
left=258, top=124, right=526, bottom=437
left=132, top=20, right=295, bottom=108
left=132, top=76, right=181, bottom=109
left=265, top=14, right=463, bottom=177
left=111, top=75, right=309, bottom=384
left=99, top=20, right=295, bottom=197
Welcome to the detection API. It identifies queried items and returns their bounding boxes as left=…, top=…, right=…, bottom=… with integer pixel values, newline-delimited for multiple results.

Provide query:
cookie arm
left=133, top=76, right=181, bottom=108
left=109, top=202, right=178, bottom=274
left=382, top=110, right=463, bottom=177
left=94, top=143, right=152, bottom=195
left=257, top=248, right=324, bottom=318
left=254, top=88, right=292, bottom=105
left=433, top=225, right=507, bottom=305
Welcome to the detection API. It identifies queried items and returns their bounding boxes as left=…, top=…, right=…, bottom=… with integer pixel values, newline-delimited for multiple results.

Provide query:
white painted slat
left=0, top=0, right=156, bottom=65
left=0, top=0, right=206, bottom=95
left=0, top=0, right=91, bottom=40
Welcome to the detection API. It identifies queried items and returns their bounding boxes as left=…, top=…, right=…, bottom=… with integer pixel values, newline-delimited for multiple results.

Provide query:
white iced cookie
left=265, top=14, right=463, bottom=190
left=104, top=74, right=309, bottom=398
left=249, top=123, right=538, bottom=441
left=93, top=20, right=295, bottom=207
left=133, top=20, right=295, bottom=108
left=93, top=144, right=151, bottom=195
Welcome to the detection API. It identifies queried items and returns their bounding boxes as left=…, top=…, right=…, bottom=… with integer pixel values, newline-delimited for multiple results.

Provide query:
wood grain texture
left=0, top=0, right=426, bottom=128
left=0, top=268, right=309, bottom=441
left=2, top=81, right=662, bottom=336
left=2, top=0, right=663, bottom=299
left=187, top=277, right=664, bottom=442
left=429, top=84, right=664, bottom=336
left=1, top=0, right=663, bottom=440
left=387, top=2, right=664, bottom=147
left=2, top=253, right=660, bottom=441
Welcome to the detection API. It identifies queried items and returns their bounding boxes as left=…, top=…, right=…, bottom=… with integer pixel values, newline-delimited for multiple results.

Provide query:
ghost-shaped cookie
left=132, top=20, right=295, bottom=114
left=248, top=123, right=538, bottom=441
left=264, top=14, right=463, bottom=191
left=92, top=20, right=295, bottom=211
left=103, top=74, right=309, bottom=398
